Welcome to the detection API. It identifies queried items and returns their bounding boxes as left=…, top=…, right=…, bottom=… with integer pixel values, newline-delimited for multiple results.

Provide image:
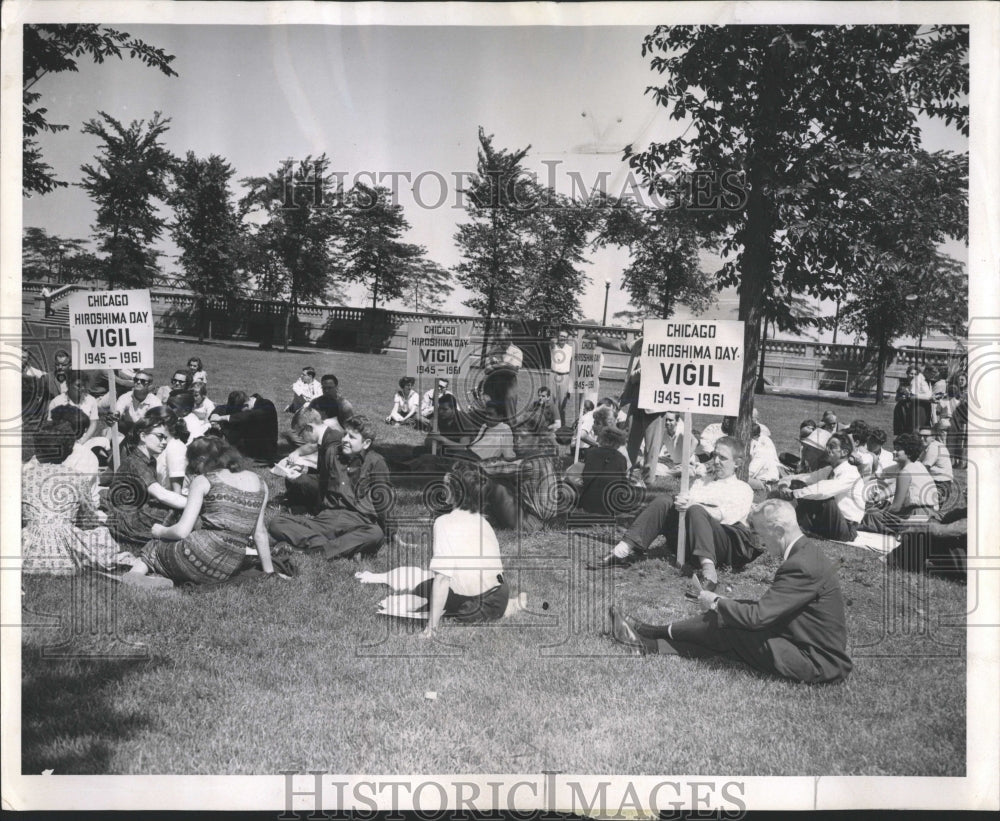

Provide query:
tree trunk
left=755, top=317, right=768, bottom=394
left=733, top=38, right=783, bottom=478
left=368, top=275, right=380, bottom=353
left=197, top=296, right=206, bottom=343
left=875, top=325, right=888, bottom=405
left=282, top=293, right=293, bottom=353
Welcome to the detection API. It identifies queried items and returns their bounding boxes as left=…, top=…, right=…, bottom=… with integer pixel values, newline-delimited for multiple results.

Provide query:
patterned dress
left=140, top=474, right=265, bottom=584
left=22, top=458, right=132, bottom=575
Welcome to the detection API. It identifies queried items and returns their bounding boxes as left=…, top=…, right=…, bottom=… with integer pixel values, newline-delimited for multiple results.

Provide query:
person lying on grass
left=356, top=461, right=509, bottom=636
left=268, top=415, right=391, bottom=560
left=122, top=436, right=276, bottom=588
left=608, top=498, right=853, bottom=684
left=588, top=436, right=760, bottom=590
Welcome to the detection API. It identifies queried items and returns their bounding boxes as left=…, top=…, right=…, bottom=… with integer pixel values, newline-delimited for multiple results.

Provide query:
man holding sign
left=587, top=436, right=759, bottom=588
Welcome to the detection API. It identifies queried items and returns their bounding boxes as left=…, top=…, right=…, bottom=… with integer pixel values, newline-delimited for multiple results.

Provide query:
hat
left=918, top=427, right=934, bottom=436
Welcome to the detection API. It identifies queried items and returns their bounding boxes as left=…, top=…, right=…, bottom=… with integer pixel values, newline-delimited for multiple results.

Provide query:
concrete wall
left=26, top=282, right=958, bottom=397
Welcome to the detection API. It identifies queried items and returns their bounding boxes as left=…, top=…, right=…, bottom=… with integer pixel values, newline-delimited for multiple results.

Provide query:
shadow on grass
left=21, top=648, right=168, bottom=774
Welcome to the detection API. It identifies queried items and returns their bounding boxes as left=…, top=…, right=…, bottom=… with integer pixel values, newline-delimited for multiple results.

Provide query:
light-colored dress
left=22, top=458, right=133, bottom=575
left=140, top=473, right=265, bottom=584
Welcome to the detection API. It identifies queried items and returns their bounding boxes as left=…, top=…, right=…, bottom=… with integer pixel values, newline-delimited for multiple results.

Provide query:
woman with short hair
left=860, top=433, right=938, bottom=534
left=104, top=415, right=188, bottom=552
left=357, top=461, right=509, bottom=632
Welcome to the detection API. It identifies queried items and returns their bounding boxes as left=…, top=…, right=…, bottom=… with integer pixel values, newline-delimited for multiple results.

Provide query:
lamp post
left=601, top=280, right=610, bottom=326
left=57, top=244, right=67, bottom=284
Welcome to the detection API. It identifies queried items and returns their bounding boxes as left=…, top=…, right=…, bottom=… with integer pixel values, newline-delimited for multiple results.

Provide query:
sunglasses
left=133, top=377, right=152, bottom=386
left=171, top=377, right=187, bottom=385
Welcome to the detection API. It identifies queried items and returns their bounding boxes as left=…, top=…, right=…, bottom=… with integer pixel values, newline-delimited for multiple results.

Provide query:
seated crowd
left=20, top=347, right=965, bottom=678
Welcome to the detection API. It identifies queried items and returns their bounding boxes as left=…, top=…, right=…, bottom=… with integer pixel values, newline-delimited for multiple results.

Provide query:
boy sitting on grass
left=268, top=415, right=391, bottom=560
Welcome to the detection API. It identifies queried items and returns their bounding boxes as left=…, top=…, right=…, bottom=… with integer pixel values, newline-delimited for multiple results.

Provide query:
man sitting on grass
left=268, top=415, right=391, bottom=560
left=774, top=432, right=865, bottom=543
left=608, top=499, right=853, bottom=684
left=588, top=436, right=760, bottom=590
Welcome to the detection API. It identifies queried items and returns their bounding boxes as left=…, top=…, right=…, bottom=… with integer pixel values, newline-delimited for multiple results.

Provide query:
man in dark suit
left=609, top=498, right=853, bottom=684
left=268, top=414, right=391, bottom=560
left=212, top=390, right=278, bottom=465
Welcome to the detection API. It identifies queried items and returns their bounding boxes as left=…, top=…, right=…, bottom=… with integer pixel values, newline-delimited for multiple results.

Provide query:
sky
left=21, top=21, right=968, bottom=344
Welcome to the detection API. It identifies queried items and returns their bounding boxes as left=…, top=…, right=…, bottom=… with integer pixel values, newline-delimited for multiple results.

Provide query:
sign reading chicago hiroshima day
left=67, top=289, right=155, bottom=370
left=638, top=319, right=744, bottom=414
left=405, top=321, right=472, bottom=388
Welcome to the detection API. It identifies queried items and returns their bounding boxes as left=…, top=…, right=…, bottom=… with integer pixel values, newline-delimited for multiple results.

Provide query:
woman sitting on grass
left=105, top=414, right=189, bottom=552
left=356, top=461, right=509, bottom=634
left=385, top=376, right=419, bottom=426
left=23, top=420, right=138, bottom=575
left=860, top=433, right=939, bottom=535
left=122, top=436, right=274, bottom=588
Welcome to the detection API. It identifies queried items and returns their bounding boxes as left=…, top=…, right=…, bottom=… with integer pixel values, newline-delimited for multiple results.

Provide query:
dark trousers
left=623, top=496, right=758, bottom=568
left=284, top=473, right=319, bottom=510
left=268, top=508, right=384, bottom=559
left=626, top=408, right=664, bottom=482
left=795, top=497, right=857, bottom=542
left=642, top=611, right=819, bottom=683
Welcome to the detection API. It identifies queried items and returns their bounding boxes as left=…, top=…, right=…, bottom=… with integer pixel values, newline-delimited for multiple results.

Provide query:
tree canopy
left=23, top=24, right=177, bottom=196
left=79, top=111, right=175, bottom=289
left=628, top=24, right=969, bottom=453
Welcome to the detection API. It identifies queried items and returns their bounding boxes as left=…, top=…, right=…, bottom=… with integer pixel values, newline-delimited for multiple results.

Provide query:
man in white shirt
left=549, top=329, right=574, bottom=424
left=420, top=378, right=456, bottom=422
left=110, top=370, right=162, bottom=435
left=589, top=437, right=760, bottom=588
left=47, top=370, right=99, bottom=443
left=776, top=432, right=865, bottom=542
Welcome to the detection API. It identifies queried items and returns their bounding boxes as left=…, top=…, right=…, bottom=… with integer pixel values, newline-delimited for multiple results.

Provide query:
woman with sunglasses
left=104, top=414, right=188, bottom=552
left=122, top=435, right=274, bottom=588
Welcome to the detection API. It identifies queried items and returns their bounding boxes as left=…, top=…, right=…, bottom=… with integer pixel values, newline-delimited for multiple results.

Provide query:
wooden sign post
left=637, top=319, right=745, bottom=568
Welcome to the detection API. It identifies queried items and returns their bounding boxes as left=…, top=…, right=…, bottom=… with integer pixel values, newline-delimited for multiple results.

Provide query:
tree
left=399, top=258, right=455, bottom=314
left=79, top=111, right=175, bottom=289
left=22, top=227, right=86, bottom=282
left=516, top=193, right=602, bottom=326
left=338, top=183, right=424, bottom=311
left=628, top=25, right=968, bottom=464
left=168, top=152, right=245, bottom=341
left=454, top=127, right=540, bottom=365
left=836, top=150, right=968, bottom=401
left=240, top=155, right=343, bottom=350
left=23, top=24, right=177, bottom=196
left=599, top=203, right=716, bottom=321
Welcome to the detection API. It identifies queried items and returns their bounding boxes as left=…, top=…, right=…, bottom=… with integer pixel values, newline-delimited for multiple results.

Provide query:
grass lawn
left=20, top=339, right=968, bottom=775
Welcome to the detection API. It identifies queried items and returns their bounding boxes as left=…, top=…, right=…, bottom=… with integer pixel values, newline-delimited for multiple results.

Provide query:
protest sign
left=638, top=319, right=745, bottom=414
left=67, top=289, right=155, bottom=370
